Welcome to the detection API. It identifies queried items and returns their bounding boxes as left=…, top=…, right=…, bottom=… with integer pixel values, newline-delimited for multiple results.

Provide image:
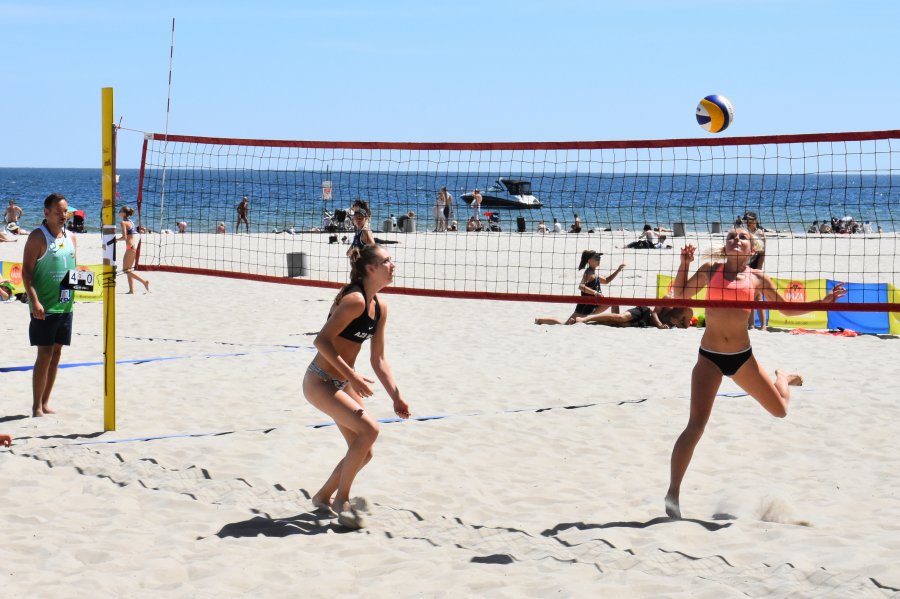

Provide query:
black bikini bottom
left=699, top=346, right=753, bottom=377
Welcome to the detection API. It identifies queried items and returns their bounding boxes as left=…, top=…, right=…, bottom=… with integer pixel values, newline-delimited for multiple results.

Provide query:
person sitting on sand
left=535, top=250, right=625, bottom=325
left=576, top=306, right=693, bottom=329
left=627, top=224, right=667, bottom=249
left=663, top=227, right=847, bottom=520
left=303, top=244, right=411, bottom=529
left=0, top=434, right=11, bottom=447
left=570, top=214, right=582, bottom=233
left=1, top=280, right=27, bottom=303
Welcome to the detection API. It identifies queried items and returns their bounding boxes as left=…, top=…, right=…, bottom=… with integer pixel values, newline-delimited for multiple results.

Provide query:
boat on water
left=461, top=178, right=542, bottom=209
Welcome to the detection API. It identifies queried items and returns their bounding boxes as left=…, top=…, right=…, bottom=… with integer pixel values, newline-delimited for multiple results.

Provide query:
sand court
left=1, top=235, right=899, bottom=596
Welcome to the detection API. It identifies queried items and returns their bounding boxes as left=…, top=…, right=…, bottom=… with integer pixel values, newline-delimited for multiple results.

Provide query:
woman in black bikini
left=535, top=250, right=625, bottom=325
left=664, top=228, right=846, bottom=519
left=303, top=244, right=410, bottom=528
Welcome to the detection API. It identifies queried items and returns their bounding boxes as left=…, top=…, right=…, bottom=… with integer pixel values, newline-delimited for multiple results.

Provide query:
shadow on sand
left=212, top=510, right=355, bottom=539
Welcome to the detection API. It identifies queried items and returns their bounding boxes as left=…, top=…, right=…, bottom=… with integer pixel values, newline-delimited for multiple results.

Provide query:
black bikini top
left=580, top=267, right=602, bottom=296
left=350, top=229, right=367, bottom=249
left=336, top=285, right=381, bottom=344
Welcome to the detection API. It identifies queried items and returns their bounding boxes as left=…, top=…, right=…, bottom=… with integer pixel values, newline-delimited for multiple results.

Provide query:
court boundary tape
left=0, top=347, right=309, bottom=373
left=14, top=390, right=815, bottom=450
left=23, top=398, right=650, bottom=449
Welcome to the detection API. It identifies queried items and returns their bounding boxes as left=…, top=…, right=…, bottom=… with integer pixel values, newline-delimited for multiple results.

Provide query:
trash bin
left=286, top=252, right=309, bottom=277
left=710, top=221, right=722, bottom=234
left=382, top=219, right=394, bottom=233
left=402, top=218, right=416, bottom=233
left=516, top=216, right=526, bottom=233
left=673, top=222, right=686, bottom=237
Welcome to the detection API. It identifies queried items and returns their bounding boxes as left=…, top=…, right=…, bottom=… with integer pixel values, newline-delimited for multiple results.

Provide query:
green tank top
left=31, top=224, right=76, bottom=314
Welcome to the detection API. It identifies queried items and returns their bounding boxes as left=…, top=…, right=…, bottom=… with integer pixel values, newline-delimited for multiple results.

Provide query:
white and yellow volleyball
left=695, top=94, right=734, bottom=133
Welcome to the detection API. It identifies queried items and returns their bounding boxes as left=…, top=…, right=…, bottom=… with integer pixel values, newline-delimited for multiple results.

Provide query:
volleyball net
left=134, top=130, right=900, bottom=316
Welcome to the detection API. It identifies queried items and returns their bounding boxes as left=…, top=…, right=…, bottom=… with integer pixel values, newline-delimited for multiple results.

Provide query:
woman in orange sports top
left=664, top=227, right=846, bottom=519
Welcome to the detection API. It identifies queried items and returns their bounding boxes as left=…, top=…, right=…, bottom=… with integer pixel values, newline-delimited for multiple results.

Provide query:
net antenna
left=158, top=17, right=176, bottom=233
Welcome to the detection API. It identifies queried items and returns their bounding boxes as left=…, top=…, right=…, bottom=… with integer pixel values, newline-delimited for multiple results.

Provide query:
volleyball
left=695, top=94, right=734, bottom=133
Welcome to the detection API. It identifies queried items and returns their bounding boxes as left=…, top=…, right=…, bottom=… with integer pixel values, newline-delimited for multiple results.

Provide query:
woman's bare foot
left=144, top=281, right=151, bottom=293
left=312, top=493, right=336, bottom=516
left=775, top=369, right=803, bottom=387
left=338, top=509, right=366, bottom=529
left=332, top=498, right=351, bottom=514
left=665, top=494, right=682, bottom=519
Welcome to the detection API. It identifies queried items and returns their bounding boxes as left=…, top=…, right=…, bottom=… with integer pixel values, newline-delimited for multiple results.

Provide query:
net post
left=101, top=87, right=116, bottom=431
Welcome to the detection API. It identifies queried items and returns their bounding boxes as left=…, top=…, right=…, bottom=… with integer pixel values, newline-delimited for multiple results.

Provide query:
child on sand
left=535, top=250, right=625, bottom=325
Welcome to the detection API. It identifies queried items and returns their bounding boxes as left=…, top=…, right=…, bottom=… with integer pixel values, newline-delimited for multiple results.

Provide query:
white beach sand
left=1, top=233, right=899, bottom=597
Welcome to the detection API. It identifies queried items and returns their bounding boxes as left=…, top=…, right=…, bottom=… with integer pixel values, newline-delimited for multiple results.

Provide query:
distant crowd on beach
left=806, top=216, right=880, bottom=235
left=14, top=189, right=885, bottom=239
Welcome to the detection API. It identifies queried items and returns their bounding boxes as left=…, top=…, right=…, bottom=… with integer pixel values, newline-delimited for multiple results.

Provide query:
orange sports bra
left=706, top=264, right=756, bottom=304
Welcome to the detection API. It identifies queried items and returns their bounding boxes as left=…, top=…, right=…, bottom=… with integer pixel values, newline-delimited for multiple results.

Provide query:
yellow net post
left=101, top=88, right=116, bottom=431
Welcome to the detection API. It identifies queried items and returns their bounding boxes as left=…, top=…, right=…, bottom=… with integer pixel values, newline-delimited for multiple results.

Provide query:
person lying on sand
left=575, top=306, right=693, bottom=329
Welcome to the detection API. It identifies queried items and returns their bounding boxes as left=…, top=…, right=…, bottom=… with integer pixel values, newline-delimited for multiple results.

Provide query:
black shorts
left=626, top=306, right=653, bottom=327
left=29, top=312, right=73, bottom=346
left=574, top=303, right=596, bottom=316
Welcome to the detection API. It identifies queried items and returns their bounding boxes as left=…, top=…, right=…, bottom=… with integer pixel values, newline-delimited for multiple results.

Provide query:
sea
left=2, top=168, right=897, bottom=234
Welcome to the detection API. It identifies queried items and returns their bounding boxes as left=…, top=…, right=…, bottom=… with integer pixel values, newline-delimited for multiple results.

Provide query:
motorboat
left=461, top=178, right=542, bottom=209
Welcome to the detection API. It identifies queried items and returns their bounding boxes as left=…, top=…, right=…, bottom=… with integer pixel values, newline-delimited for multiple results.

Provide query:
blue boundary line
left=49, top=399, right=650, bottom=447
left=23, top=391, right=815, bottom=448
left=0, top=347, right=308, bottom=373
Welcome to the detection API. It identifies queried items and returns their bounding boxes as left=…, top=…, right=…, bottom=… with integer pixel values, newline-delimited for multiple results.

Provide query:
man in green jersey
left=22, top=193, right=77, bottom=417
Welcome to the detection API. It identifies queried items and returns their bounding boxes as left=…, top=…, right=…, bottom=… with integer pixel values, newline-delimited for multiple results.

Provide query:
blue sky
left=1, top=0, right=897, bottom=168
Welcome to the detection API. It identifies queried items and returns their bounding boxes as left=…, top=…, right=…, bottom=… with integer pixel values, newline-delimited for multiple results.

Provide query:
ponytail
left=337, top=244, right=382, bottom=304
left=577, top=249, right=594, bottom=270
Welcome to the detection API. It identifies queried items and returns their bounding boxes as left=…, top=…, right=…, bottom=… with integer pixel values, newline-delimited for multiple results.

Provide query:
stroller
left=66, top=210, right=87, bottom=233
left=484, top=211, right=502, bottom=232
left=323, top=208, right=353, bottom=232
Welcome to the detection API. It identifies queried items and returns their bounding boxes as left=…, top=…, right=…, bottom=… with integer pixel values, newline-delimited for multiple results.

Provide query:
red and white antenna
left=158, top=17, right=176, bottom=232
